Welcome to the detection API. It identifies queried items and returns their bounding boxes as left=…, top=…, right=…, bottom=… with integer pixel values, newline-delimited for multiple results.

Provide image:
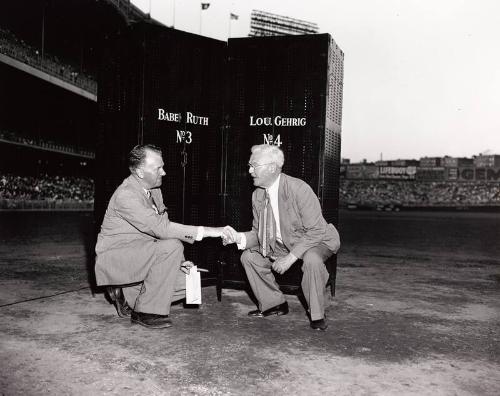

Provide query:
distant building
left=342, top=154, right=500, bottom=182
left=474, top=154, right=500, bottom=168
left=442, top=156, right=473, bottom=168
left=391, top=159, right=419, bottom=167
left=345, top=164, right=379, bottom=180
left=375, top=159, right=418, bottom=167
left=442, top=156, right=457, bottom=167
left=419, top=157, right=442, bottom=167
left=249, top=10, right=319, bottom=37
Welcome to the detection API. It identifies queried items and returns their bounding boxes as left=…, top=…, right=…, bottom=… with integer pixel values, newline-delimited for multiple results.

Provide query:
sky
left=132, top=0, right=500, bottom=163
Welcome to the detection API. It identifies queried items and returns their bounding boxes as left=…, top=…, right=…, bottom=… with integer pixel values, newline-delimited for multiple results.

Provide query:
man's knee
left=156, top=238, right=184, bottom=254
left=241, top=249, right=266, bottom=268
left=241, top=249, right=272, bottom=271
left=302, top=250, right=325, bottom=273
left=240, top=249, right=253, bottom=267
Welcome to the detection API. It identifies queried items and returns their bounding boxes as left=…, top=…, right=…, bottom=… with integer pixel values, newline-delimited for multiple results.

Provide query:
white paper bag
left=185, top=265, right=202, bottom=304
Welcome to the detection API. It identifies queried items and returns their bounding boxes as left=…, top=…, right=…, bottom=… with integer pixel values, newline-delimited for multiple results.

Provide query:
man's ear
left=134, top=167, right=144, bottom=179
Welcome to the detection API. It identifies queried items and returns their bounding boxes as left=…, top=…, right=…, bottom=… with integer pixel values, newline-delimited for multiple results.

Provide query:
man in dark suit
left=223, top=144, right=340, bottom=330
left=95, top=144, right=224, bottom=329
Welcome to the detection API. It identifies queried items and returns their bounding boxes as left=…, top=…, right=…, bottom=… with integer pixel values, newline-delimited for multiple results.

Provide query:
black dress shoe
left=310, top=318, right=328, bottom=331
left=248, top=301, right=289, bottom=317
left=131, top=311, right=172, bottom=329
left=106, top=286, right=132, bottom=318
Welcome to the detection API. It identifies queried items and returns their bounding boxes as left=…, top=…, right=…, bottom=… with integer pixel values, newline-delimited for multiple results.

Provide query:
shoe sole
left=131, top=318, right=172, bottom=329
left=310, top=323, right=328, bottom=331
left=263, top=311, right=289, bottom=317
left=247, top=311, right=289, bottom=317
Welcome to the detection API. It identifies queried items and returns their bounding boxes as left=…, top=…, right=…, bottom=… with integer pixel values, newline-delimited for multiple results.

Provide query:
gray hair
left=128, top=144, right=162, bottom=172
left=251, top=144, right=284, bottom=168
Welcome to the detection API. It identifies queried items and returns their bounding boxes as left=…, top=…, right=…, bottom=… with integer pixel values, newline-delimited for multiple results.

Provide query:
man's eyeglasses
left=248, top=162, right=273, bottom=169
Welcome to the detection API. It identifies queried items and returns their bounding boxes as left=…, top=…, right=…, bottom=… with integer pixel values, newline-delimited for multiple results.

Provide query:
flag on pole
left=201, top=3, right=210, bottom=10
left=230, top=13, right=239, bottom=20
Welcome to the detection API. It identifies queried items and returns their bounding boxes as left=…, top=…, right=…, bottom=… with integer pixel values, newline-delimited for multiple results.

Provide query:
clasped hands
left=219, top=226, right=297, bottom=275
left=202, top=226, right=241, bottom=244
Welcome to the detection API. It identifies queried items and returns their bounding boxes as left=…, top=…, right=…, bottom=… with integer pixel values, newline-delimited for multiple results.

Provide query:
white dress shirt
left=266, top=174, right=283, bottom=242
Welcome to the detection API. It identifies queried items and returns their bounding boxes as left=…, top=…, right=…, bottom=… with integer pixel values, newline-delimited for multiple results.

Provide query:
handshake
left=203, top=226, right=241, bottom=245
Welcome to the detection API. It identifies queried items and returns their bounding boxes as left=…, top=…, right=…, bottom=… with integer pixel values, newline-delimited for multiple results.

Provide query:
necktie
left=259, top=191, right=276, bottom=258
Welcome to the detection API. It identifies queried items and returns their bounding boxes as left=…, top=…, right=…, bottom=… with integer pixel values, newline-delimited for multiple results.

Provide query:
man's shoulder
left=281, top=173, right=311, bottom=193
left=282, top=173, right=305, bottom=185
left=112, top=176, right=141, bottom=201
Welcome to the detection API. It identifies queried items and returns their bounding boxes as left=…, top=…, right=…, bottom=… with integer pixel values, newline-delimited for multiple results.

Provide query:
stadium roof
left=0, top=0, right=161, bottom=75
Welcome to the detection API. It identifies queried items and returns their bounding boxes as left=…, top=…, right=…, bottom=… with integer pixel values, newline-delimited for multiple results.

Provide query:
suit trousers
left=121, top=239, right=186, bottom=315
left=241, top=244, right=332, bottom=321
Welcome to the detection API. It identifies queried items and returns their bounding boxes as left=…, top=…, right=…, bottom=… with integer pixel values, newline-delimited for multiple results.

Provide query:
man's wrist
left=195, top=226, right=204, bottom=241
left=236, top=232, right=246, bottom=249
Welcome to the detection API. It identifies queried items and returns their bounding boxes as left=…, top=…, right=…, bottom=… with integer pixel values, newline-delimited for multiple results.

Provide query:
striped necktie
left=259, top=190, right=276, bottom=257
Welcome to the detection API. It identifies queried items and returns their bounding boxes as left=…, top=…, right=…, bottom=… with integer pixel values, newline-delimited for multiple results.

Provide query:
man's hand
left=272, top=253, right=298, bottom=275
left=203, top=226, right=226, bottom=238
left=180, top=260, right=194, bottom=274
left=222, top=225, right=241, bottom=245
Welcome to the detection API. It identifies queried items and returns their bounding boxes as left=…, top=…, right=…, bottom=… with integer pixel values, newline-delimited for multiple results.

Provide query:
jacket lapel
left=278, top=174, right=292, bottom=246
left=126, top=175, right=163, bottom=211
left=255, top=188, right=266, bottom=212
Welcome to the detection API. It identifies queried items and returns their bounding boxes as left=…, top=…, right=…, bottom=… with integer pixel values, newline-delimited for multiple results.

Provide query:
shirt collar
left=266, top=174, right=281, bottom=196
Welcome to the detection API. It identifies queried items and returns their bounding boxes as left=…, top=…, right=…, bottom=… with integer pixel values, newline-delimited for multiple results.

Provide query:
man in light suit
left=95, top=144, right=224, bottom=329
left=223, top=144, right=340, bottom=330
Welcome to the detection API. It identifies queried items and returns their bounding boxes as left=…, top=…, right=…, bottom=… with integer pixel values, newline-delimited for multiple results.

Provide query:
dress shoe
left=106, top=286, right=132, bottom=318
left=131, top=311, right=172, bottom=329
left=248, top=301, right=289, bottom=317
left=310, top=318, right=328, bottom=331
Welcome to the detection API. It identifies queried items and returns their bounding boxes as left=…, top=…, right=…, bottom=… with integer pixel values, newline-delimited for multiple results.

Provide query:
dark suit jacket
left=243, top=173, right=340, bottom=259
left=95, top=175, right=199, bottom=286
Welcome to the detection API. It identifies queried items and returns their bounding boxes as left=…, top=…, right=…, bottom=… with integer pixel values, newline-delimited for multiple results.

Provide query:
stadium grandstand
left=0, top=0, right=153, bottom=210
left=1, top=1, right=498, bottom=212
left=340, top=155, right=500, bottom=210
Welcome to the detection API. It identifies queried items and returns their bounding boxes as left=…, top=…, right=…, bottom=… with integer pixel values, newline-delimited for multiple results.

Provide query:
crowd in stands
left=0, top=173, right=94, bottom=202
left=0, top=27, right=97, bottom=94
left=0, top=130, right=94, bottom=159
left=2, top=175, right=500, bottom=210
left=340, top=180, right=500, bottom=208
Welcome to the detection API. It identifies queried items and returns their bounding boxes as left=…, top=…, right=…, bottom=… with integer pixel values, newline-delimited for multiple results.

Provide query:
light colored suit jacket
left=95, top=175, right=199, bottom=286
left=243, top=173, right=340, bottom=259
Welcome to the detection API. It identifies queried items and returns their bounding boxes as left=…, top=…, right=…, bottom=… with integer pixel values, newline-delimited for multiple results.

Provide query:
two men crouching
left=95, top=144, right=339, bottom=330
